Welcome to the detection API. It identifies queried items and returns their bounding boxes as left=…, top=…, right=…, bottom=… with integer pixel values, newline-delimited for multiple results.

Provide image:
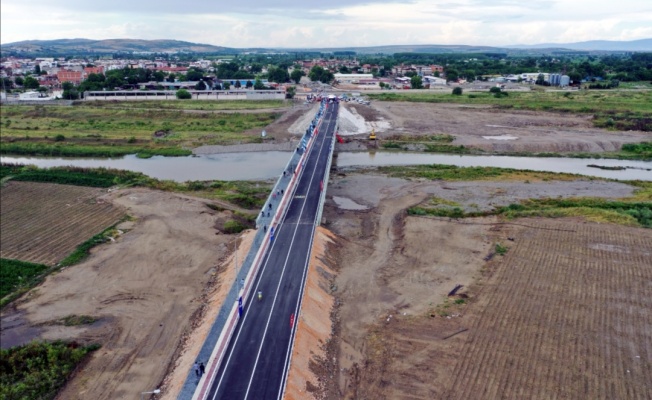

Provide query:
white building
left=333, top=73, right=373, bottom=84
left=423, top=76, right=447, bottom=86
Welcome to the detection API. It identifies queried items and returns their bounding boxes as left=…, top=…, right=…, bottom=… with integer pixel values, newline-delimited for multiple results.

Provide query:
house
left=57, top=70, right=83, bottom=85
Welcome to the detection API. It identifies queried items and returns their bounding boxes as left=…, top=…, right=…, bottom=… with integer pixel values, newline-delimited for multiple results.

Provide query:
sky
left=2, top=0, right=651, bottom=48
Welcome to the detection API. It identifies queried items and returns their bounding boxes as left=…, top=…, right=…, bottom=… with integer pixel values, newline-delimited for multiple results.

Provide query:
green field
left=0, top=258, right=49, bottom=301
left=86, top=99, right=288, bottom=111
left=0, top=102, right=281, bottom=156
left=368, top=89, right=652, bottom=131
left=0, top=340, right=99, bottom=400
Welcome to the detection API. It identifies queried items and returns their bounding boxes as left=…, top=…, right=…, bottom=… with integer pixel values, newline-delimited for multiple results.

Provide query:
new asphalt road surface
left=206, top=102, right=339, bottom=399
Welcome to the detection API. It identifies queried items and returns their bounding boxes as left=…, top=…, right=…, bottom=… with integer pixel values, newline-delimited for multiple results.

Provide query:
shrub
left=489, top=86, right=502, bottom=94
left=176, top=89, right=192, bottom=100
left=452, top=87, right=463, bottom=96
left=54, top=134, right=65, bottom=142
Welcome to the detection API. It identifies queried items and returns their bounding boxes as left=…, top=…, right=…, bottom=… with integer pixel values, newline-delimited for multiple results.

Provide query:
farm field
left=0, top=181, right=124, bottom=265
left=442, top=220, right=652, bottom=399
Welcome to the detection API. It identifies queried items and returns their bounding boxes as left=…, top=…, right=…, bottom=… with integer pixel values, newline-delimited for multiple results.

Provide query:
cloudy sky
left=2, top=0, right=651, bottom=47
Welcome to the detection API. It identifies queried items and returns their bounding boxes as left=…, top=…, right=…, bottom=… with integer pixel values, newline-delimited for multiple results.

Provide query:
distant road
left=206, top=102, right=338, bottom=399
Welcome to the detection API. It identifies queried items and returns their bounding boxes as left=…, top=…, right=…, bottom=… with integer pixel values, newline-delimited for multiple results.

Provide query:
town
left=2, top=51, right=648, bottom=101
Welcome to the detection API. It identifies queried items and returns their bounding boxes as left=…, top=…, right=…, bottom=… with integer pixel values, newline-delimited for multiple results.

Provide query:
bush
left=452, top=87, right=463, bottom=96
left=489, top=86, right=502, bottom=94
left=176, top=89, right=192, bottom=99
left=54, top=134, right=65, bottom=142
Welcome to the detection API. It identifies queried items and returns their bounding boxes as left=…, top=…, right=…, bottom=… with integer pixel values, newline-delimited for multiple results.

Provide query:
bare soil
left=320, top=172, right=652, bottom=399
left=338, top=102, right=649, bottom=153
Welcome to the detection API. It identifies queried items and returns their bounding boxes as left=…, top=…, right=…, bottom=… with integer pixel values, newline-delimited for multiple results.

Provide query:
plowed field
left=0, top=181, right=124, bottom=265
left=445, top=220, right=652, bottom=399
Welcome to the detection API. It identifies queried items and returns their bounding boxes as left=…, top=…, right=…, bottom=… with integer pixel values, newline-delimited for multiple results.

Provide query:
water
left=337, top=152, right=652, bottom=181
left=2, top=151, right=651, bottom=182
left=1, top=152, right=292, bottom=181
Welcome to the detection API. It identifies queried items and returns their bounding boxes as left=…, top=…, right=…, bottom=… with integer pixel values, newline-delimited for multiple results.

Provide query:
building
left=57, top=70, right=83, bottom=85
left=333, top=73, right=373, bottom=84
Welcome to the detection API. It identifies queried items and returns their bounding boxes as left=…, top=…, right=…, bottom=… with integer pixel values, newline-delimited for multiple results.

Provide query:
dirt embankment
left=283, top=227, right=340, bottom=400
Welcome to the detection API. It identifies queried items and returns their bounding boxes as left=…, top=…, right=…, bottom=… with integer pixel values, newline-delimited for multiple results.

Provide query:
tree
left=308, top=66, right=325, bottom=82
left=176, top=89, right=192, bottom=99
left=14, top=76, right=24, bottom=86
left=1, top=77, right=14, bottom=90
left=217, top=62, right=241, bottom=79
left=195, top=81, right=207, bottom=90
left=339, top=66, right=351, bottom=74
left=445, top=68, right=459, bottom=82
left=223, top=82, right=231, bottom=90
left=234, top=80, right=241, bottom=89
left=410, top=75, right=423, bottom=89
left=285, top=86, right=296, bottom=99
left=452, top=87, right=463, bottom=95
left=167, top=73, right=177, bottom=82
left=186, top=68, right=204, bottom=81
left=62, top=82, right=79, bottom=99
left=268, top=67, right=290, bottom=83
left=153, top=71, right=166, bottom=82
left=245, top=80, right=253, bottom=89
left=34, top=65, right=41, bottom=75
left=23, top=76, right=40, bottom=89
left=290, top=69, right=305, bottom=84
left=254, top=78, right=265, bottom=90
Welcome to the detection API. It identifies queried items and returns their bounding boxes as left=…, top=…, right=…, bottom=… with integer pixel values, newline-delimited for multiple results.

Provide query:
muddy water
left=337, top=152, right=652, bottom=181
left=2, top=151, right=651, bottom=181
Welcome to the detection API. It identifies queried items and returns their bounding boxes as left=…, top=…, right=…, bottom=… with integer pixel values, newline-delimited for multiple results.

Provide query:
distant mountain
left=2, top=37, right=650, bottom=56
left=285, top=44, right=513, bottom=54
left=1, top=38, right=232, bottom=55
left=506, top=39, right=652, bottom=51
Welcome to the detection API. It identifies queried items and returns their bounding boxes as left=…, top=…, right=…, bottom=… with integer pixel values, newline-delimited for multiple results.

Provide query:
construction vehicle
left=369, top=128, right=377, bottom=140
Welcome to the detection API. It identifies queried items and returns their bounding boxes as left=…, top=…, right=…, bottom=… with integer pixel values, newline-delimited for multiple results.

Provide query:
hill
left=1, top=38, right=231, bottom=56
left=506, top=39, right=652, bottom=51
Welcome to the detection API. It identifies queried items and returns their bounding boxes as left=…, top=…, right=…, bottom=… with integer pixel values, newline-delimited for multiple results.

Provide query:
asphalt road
left=206, top=102, right=339, bottom=400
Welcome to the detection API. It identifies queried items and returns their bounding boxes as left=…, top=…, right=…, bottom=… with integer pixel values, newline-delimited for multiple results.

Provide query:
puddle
left=333, top=196, right=369, bottom=210
left=0, top=311, right=42, bottom=349
left=482, top=135, right=519, bottom=140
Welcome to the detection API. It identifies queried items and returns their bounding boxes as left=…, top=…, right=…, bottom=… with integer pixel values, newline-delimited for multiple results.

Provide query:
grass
left=0, top=258, right=49, bottom=300
left=410, top=195, right=652, bottom=228
left=368, top=90, right=652, bottom=131
left=2, top=164, right=272, bottom=211
left=59, top=224, right=123, bottom=267
left=85, top=99, right=288, bottom=111
left=0, top=340, right=100, bottom=400
left=0, top=103, right=280, bottom=156
left=378, top=163, right=580, bottom=182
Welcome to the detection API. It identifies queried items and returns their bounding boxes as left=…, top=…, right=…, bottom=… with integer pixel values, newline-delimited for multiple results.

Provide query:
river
left=1, top=151, right=650, bottom=181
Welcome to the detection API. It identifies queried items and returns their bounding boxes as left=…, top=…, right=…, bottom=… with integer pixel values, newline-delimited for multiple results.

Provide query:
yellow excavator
left=369, top=128, right=376, bottom=141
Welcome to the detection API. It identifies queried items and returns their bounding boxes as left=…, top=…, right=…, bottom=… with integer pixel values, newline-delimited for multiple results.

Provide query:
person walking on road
left=194, top=362, right=200, bottom=377
left=199, top=362, right=205, bottom=377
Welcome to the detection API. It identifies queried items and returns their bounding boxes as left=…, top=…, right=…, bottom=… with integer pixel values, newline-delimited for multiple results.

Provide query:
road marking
left=243, top=108, right=334, bottom=400
left=210, top=104, right=337, bottom=400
